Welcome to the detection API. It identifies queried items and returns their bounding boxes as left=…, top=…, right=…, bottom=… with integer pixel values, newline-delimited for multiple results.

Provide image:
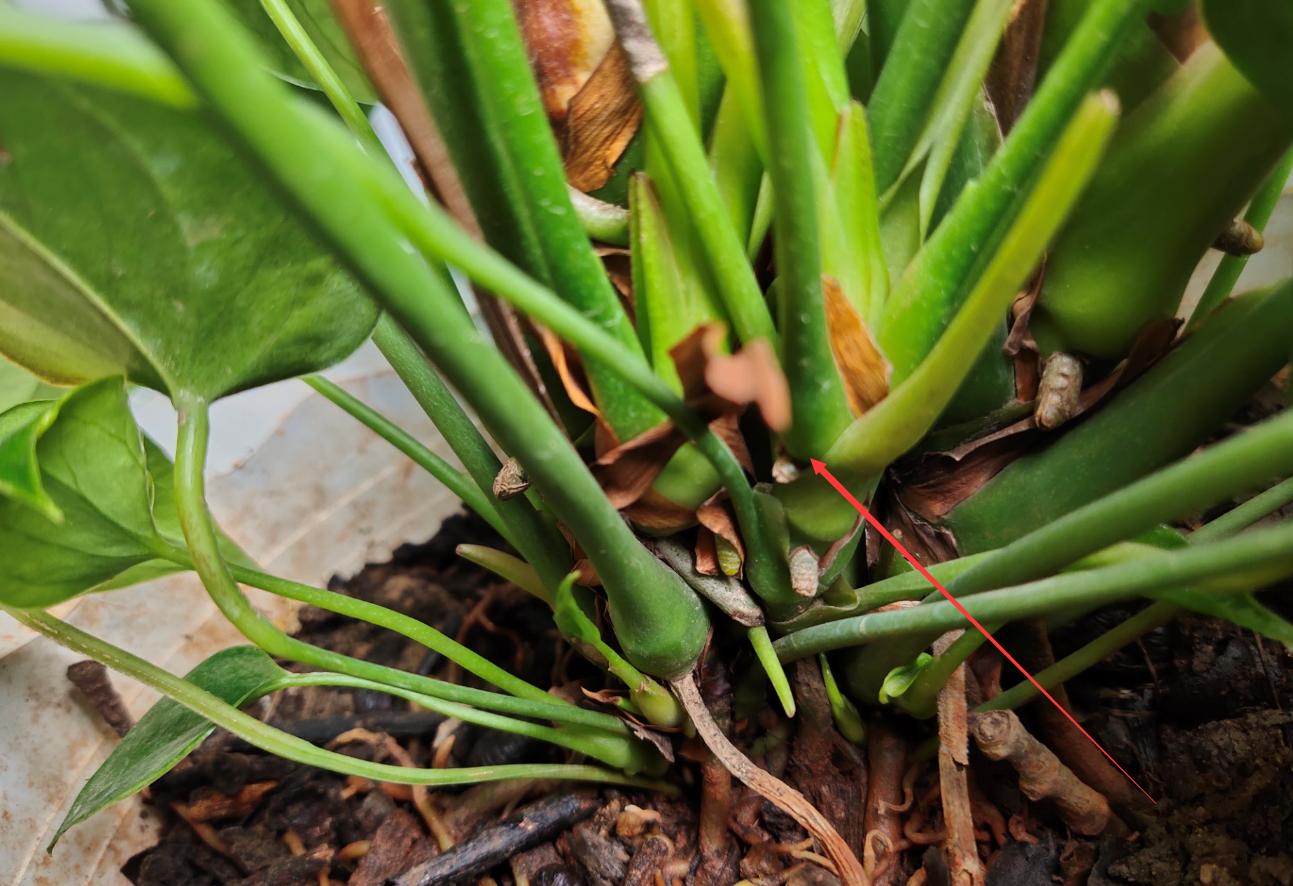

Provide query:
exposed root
left=865, top=722, right=907, bottom=885
left=935, top=644, right=983, bottom=886
left=1016, top=620, right=1141, bottom=808
left=671, top=675, right=870, bottom=886
left=968, top=710, right=1111, bottom=836
left=901, top=809, right=944, bottom=846
left=967, top=777, right=1008, bottom=848
left=878, top=765, right=920, bottom=815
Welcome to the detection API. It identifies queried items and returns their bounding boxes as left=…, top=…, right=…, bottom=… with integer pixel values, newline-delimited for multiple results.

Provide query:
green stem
left=883, top=409, right=1293, bottom=705
left=773, top=519, right=1293, bottom=662
left=0, top=4, right=194, bottom=108
left=303, top=375, right=509, bottom=541
left=1187, top=148, right=1293, bottom=331
left=748, top=0, right=851, bottom=457
left=976, top=601, right=1177, bottom=713
left=605, top=0, right=777, bottom=348
left=255, top=0, right=569, bottom=577
left=749, top=625, right=796, bottom=717
left=154, top=539, right=560, bottom=710
left=255, top=0, right=383, bottom=155
left=877, top=0, right=1151, bottom=381
left=370, top=317, right=568, bottom=586
left=1193, top=476, right=1293, bottom=544
left=569, top=187, right=630, bottom=245
left=456, top=544, right=552, bottom=605
left=441, top=0, right=662, bottom=439
left=170, top=396, right=646, bottom=766
left=980, top=474, right=1293, bottom=713
left=274, top=671, right=618, bottom=759
left=2, top=604, right=668, bottom=789
left=827, top=91, right=1119, bottom=478
left=947, top=408, right=1293, bottom=598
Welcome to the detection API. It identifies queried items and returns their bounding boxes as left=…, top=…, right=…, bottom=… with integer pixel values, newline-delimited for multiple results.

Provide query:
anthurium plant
left=2, top=0, right=1292, bottom=881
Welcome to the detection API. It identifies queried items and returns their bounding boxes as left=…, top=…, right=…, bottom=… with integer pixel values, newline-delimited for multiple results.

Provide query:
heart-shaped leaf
left=0, top=378, right=169, bottom=607
left=0, top=379, right=255, bottom=605
left=51, top=646, right=287, bottom=851
left=0, top=69, right=377, bottom=402
left=0, top=398, right=61, bottom=522
left=1201, top=0, right=1293, bottom=123
left=222, top=0, right=376, bottom=103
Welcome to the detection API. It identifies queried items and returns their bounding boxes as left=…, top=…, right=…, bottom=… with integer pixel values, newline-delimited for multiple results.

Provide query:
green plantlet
left=3, top=0, right=1293, bottom=877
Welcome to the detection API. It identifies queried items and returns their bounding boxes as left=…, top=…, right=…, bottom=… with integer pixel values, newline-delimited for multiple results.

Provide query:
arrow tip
left=809, top=458, right=826, bottom=475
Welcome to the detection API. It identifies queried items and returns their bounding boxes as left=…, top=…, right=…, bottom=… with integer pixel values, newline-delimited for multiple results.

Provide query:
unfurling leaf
left=878, top=653, right=934, bottom=704
left=0, top=397, right=61, bottom=523
left=51, top=647, right=288, bottom=851
left=0, top=70, right=377, bottom=402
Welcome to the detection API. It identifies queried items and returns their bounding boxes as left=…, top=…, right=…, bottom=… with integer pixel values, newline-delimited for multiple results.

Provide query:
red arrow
left=810, top=459, right=1156, bottom=804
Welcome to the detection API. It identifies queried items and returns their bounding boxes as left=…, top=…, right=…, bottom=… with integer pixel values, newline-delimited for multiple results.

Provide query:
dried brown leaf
left=984, top=0, right=1049, bottom=132
left=695, top=527, right=720, bottom=576
left=564, top=45, right=642, bottom=191
left=592, top=420, right=685, bottom=508
left=538, top=324, right=602, bottom=418
left=696, top=497, right=746, bottom=572
left=671, top=323, right=791, bottom=431
left=513, top=0, right=615, bottom=124
left=823, top=277, right=891, bottom=417
left=621, top=489, right=697, bottom=534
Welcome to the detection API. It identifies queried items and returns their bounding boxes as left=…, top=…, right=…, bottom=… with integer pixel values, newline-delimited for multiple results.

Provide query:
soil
left=105, top=510, right=1293, bottom=886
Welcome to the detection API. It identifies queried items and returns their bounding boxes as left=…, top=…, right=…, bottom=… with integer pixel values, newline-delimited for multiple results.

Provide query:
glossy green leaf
left=222, top=0, right=375, bottom=103
left=0, top=398, right=61, bottom=522
left=90, top=436, right=257, bottom=592
left=1201, top=0, right=1293, bottom=123
left=0, top=69, right=376, bottom=401
left=0, top=378, right=169, bottom=607
left=0, top=357, right=61, bottom=413
left=877, top=653, right=932, bottom=703
left=51, top=646, right=287, bottom=850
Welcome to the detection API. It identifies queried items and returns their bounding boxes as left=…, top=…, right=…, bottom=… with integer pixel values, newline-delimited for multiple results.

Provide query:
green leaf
left=221, top=0, right=375, bottom=103
left=0, top=69, right=376, bottom=402
left=0, top=357, right=60, bottom=413
left=1201, top=0, right=1293, bottom=122
left=0, top=398, right=61, bottom=522
left=878, top=653, right=932, bottom=704
left=89, top=435, right=257, bottom=592
left=51, top=646, right=287, bottom=851
left=1153, top=589, right=1293, bottom=650
left=0, top=378, right=171, bottom=607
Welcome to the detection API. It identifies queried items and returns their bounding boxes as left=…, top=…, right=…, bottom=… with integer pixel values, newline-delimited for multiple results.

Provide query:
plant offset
left=3, top=0, right=1293, bottom=882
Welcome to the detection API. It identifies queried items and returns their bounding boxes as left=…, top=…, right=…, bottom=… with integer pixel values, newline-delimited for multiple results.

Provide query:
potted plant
left=1, top=0, right=1292, bottom=883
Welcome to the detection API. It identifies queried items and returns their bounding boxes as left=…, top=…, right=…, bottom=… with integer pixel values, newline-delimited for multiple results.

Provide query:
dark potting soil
left=109, top=509, right=1293, bottom=886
